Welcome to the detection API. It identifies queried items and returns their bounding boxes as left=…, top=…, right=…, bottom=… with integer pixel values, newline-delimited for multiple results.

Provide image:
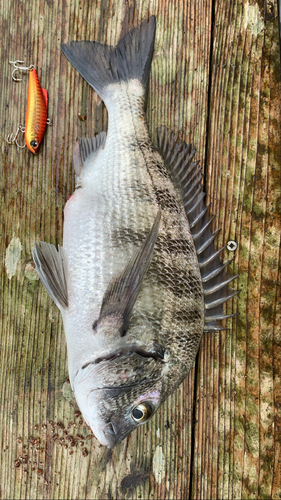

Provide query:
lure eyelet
left=132, top=402, right=153, bottom=423
left=9, top=60, right=35, bottom=82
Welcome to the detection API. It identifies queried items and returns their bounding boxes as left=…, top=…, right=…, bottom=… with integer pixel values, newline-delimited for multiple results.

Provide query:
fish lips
left=94, top=417, right=135, bottom=448
left=90, top=419, right=119, bottom=448
left=102, top=421, right=119, bottom=448
left=102, top=418, right=138, bottom=448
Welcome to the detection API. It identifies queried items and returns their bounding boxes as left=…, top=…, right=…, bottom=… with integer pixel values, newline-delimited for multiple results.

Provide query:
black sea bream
left=33, top=17, right=238, bottom=448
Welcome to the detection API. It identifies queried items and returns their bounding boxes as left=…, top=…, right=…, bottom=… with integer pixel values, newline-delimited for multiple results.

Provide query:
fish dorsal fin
left=96, top=210, right=161, bottom=334
left=155, top=127, right=239, bottom=331
left=79, top=131, right=107, bottom=165
left=33, top=242, right=68, bottom=310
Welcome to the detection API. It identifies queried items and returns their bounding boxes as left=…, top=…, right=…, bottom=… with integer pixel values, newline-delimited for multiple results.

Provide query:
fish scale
left=33, top=17, right=237, bottom=448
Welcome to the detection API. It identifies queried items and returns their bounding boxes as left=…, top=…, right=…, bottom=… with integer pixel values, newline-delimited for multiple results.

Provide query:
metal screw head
left=227, top=240, right=238, bottom=251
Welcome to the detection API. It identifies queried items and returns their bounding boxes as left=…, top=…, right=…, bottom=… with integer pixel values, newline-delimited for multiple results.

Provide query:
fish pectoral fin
left=98, top=210, right=161, bottom=333
left=33, top=242, right=68, bottom=310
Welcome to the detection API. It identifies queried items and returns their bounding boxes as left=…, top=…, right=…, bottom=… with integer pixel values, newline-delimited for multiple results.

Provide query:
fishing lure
left=7, top=60, right=49, bottom=154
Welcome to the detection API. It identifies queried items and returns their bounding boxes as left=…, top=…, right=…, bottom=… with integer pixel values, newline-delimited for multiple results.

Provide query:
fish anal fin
left=33, top=242, right=68, bottom=310
left=97, top=210, right=161, bottom=334
left=79, top=132, right=106, bottom=165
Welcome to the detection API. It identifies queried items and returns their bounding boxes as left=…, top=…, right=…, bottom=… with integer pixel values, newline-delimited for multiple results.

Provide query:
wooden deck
left=1, top=0, right=280, bottom=498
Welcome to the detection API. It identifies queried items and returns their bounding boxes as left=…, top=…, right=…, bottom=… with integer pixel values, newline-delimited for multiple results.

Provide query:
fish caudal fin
left=61, top=17, right=156, bottom=100
left=33, top=242, right=68, bottom=310
left=155, top=127, right=239, bottom=332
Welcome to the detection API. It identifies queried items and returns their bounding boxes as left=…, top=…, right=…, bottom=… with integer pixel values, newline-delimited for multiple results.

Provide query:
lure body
left=25, top=69, right=48, bottom=154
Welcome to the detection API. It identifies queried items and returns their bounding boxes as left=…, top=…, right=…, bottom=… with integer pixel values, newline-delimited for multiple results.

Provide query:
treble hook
left=6, top=123, right=26, bottom=148
left=9, top=60, right=35, bottom=82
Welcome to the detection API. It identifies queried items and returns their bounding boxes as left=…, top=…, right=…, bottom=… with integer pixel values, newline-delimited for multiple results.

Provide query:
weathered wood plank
left=193, top=1, right=281, bottom=499
left=0, top=0, right=212, bottom=498
left=1, top=0, right=280, bottom=498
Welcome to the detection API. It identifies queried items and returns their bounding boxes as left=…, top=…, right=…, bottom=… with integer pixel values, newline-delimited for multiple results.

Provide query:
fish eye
left=132, top=402, right=153, bottom=423
left=30, top=140, right=38, bottom=148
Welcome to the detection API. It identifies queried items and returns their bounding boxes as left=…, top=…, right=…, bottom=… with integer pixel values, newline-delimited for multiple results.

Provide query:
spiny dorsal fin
left=96, top=210, right=161, bottom=334
left=155, top=127, right=239, bottom=331
left=33, top=242, right=68, bottom=310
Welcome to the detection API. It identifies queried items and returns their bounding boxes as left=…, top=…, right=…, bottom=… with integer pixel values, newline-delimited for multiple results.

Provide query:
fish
left=33, top=16, right=238, bottom=448
left=25, top=68, right=48, bottom=153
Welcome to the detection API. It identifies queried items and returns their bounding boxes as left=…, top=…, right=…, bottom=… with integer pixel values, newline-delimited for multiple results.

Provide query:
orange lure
left=25, top=69, right=48, bottom=154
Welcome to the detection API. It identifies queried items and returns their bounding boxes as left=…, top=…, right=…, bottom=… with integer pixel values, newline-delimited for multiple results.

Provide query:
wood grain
left=0, top=0, right=280, bottom=498
left=193, top=0, right=281, bottom=499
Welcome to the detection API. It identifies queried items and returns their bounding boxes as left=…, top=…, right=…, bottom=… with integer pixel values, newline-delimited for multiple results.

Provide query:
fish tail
left=61, top=16, right=156, bottom=101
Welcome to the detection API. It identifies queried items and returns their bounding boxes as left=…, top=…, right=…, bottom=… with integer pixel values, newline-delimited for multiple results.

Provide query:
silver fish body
left=63, top=83, right=204, bottom=445
left=33, top=17, right=238, bottom=447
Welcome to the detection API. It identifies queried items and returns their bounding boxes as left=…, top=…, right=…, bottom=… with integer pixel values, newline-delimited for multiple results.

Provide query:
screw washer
left=226, top=240, right=238, bottom=251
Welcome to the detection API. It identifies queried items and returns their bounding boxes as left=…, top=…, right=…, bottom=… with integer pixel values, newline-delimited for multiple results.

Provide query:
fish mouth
left=102, top=422, right=118, bottom=448
left=81, top=344, right=164, bottom=371
left=101, top=421, right=132, bottom=448
left=90, top=421, right=118, bottom=448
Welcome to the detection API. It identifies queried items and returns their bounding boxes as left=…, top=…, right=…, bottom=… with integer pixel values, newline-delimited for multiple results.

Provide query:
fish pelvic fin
left=155, top=127, right=239, bottom=332
left=33, top=242, right=68, bottom=310
left=61, top=16, right=156, bottom=101
left=96, top=210, right=161, bottom=335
